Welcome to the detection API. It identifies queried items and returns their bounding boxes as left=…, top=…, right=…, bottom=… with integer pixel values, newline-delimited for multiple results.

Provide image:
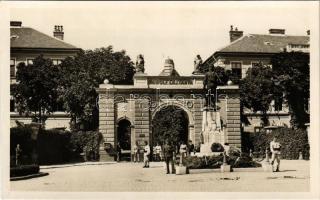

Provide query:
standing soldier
left=133, top=143, right=139, bottom=163
left=163, top=140, right=175, bottom=174
left=116, top=142, right=121, bottom=162
left=143, top=141, right=151, bottom=168
left=15, top=144, right=22, bottom=166
left=179, top=140, right=187, bottom=165
left=155, top=143, right=162, bottom=161
left=270, top=136, right=281, bottom=172
left=187, top=140, right=195, bottom=156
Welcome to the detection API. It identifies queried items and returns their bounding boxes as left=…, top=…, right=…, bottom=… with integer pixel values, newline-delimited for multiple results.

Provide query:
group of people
left=137, top=140, right=195, bottom=173
left=117, top=136, right=282, bottom=173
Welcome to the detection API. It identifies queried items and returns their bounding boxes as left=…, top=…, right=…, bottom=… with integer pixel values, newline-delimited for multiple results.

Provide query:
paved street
left=10, top=160, right=309, bottom=192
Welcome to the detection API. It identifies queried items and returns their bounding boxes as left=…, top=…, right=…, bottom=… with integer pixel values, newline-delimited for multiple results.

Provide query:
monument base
left=220, top=164, right=231, bottom=172
left=175, top=166, right=187, bottom=175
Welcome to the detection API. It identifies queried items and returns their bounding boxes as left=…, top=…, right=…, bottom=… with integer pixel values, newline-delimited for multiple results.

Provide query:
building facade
left=98, top=58, right=241, bottom=161
left=203, top=26, right=310, bottom=132
left=10, top=21, right=81, bottom=129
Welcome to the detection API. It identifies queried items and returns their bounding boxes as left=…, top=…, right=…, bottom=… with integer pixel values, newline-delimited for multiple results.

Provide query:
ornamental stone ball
left=104, top=79, right=109, bottom=84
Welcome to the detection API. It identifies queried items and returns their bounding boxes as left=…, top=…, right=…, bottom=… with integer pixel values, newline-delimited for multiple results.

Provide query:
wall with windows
left=215, top=56, right=271, bottom=79
left=10, top=51, right=76, bottom=83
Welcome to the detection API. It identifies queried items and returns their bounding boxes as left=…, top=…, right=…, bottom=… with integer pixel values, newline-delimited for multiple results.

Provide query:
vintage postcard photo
left=0, top=1, right=319, bottom=199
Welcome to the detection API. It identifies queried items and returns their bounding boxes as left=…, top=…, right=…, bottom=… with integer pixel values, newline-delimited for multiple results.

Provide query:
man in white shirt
left=270, top=136, right=281, bottom=172
left=155, top=143, right=162, bottom=161
left=179, top=141, right=187, bottom=165
left=143, top=141, right=151, bottom=168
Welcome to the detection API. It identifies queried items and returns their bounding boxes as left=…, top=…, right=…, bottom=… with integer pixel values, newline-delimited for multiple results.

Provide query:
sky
left=9, top=1, right=315, bottom=75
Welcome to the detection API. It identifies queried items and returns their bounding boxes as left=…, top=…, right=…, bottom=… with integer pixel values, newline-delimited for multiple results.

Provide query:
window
left=274, top=96, right=283, bottom=111
left=53, top=100, right=65, bottom=112
left=251, top=62, right=261, bottom=68
left=10, top=59, right=15, bottom=77
left=52, top=59, right=62, bottom=66
left=27, top=59, right=34, bottom=66
left=231, top=62, right=242, bottom=79
left=10, top=96, right=15, bottom=112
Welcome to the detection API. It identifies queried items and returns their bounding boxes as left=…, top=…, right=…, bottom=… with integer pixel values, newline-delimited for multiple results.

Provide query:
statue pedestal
left=175, top=166, right=187, bottom=175
left=220, top=164, right=231, bottom=172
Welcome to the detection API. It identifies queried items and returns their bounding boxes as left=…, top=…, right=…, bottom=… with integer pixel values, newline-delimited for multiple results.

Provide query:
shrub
left=10, top=126, right=103, bottom=164
left=37, top=128, right=72, bottom=165
left=69, top=130, right=103, bottom=161
left=10, top=165, right=39, bottom=177
left=10, top=126, right=33, bottom=166
left=211, top=143, right=224, bottom=152
left=184, top=151, right=261, bottom=169
left=251, top=128, right=309, bottom=160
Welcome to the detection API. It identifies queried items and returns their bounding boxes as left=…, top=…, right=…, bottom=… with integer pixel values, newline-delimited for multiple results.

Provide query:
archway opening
left=152, top=105, right=189, bottom=149
left=117, top=119, right=131, bottom=152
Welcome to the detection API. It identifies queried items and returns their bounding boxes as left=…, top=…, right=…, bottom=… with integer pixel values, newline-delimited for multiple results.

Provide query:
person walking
left=270, top=136, right=281, bottom=172
left=143, top=141, right=151, bottom=168
left=163, top=140, right=175, bottom=174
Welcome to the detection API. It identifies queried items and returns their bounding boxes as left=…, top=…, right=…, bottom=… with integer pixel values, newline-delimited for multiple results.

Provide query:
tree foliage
left=59, top=46, right=135, bottom=130
left=240, top=63, right=275, bottom=125
left=271, top=52, right=310, bottom=128
left=11, top=55, right=60, bottom=124
left=152, top=106, right=188, bottom=146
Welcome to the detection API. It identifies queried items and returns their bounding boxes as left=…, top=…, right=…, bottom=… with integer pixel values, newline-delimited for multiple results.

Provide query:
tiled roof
left=11, top=27, right=79, bottom=50
left=216, top=34, right=309, bottom=54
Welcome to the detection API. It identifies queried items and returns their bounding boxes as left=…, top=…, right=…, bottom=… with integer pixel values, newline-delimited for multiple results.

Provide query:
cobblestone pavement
left=10, top=160, right=309, bottom=192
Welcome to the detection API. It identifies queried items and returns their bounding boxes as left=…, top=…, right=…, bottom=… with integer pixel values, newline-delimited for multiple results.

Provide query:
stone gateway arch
left=97, top=58, right=241, bottom=161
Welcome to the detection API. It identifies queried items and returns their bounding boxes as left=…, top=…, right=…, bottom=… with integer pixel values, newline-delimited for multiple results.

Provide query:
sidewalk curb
left=40, top=162, right=116, bottom=169
left=10, top=172, right=49, bottom=181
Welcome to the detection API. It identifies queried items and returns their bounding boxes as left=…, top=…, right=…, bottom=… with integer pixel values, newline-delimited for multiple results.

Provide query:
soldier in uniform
left=133, top=143, right=139, bottom=163
left=270, top=136, right=281, bottom=172
left=143, top=141, right=151, bottom=168
left=203, top=65, right=219, bottom=109
left=163, top=140, right=175, bottom=174
left=116, top=142, right=121, bottom=162
left=15, top=144, right=22, bottom=166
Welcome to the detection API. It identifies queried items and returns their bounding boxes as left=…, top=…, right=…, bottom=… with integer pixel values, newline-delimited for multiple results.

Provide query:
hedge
left=10, top=165, right=39, bottom=177
left=251, top=128, right=309, bottom=160
left=10, top=127, right=103, bottom=165
left=183, top=148, right=261, bottom=169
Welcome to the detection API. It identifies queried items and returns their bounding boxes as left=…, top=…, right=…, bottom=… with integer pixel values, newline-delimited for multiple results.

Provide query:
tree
left=152, top=106, right=188, bottom=146
left=271, top=51, right=310, bottom=128
left=240, top=63, right=274, bottom=126
left=59, top=46, right=135, bottom=130
left=11, top=55, right=59, bottom=124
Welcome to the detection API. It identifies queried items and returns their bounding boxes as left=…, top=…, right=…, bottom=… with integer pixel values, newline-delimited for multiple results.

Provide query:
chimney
left=307, top=30, right=310, bottom=36
left=269, top=29, right=285, bottom=35
left=229, top=25, right=243, bottom=42
left=10, top=21, right=22, bottom=27
left=53, top=25, right=64, bottom=40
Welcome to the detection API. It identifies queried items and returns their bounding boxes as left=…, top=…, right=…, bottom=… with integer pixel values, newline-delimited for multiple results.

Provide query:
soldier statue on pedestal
left=135, top=54, right=145, bottom=73
left=203, top=65, right=219, bottom=110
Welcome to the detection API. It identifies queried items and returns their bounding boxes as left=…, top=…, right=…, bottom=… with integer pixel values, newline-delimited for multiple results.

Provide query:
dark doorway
left=117, top=119, right=131, bottom=161
left=152, top=105, right=189, bottom=148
